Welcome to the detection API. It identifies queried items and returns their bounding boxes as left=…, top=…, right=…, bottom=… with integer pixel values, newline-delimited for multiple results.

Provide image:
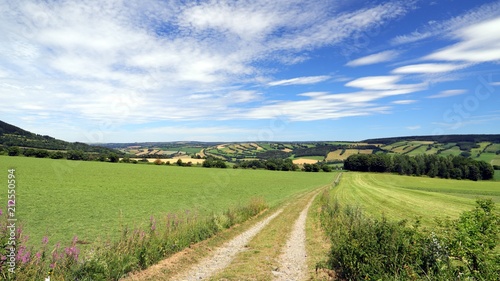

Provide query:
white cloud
left=345, top=76, right=425, bottom=92
left=392, top=63, right=467, bottom=74
left=391, top=1, right=500, bottom=45
left=346, top=50, right=399, bottom=67
left=240, top=86, right=424, bottom=122
left=0, top=0, right=415, bottom=132
left=392, top=100, right=417, bottom=105
left=406, top=125, right=421, bottom=130
left=491, top=82, right=500, bottom=86
left=427, top=89, right=467, bottom=99
left=268, top=75, right=330, bottom=86
left=425, top=17, right=500, bottom=63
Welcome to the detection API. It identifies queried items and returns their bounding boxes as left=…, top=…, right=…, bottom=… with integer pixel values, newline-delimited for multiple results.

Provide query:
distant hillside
left=363, top=134, right=500, bottom=145
left=0, top=120, right=117, bottom=154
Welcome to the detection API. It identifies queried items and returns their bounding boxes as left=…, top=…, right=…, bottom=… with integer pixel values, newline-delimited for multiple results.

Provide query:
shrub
left=318, top=192, right=500, bottom=280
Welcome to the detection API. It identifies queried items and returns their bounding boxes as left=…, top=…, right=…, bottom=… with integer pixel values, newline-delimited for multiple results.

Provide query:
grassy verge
left=122, top=206, right=281, bottom=280
left=305, top=189, right=334, bottom=280
left=0, top=198, right=267, bottom=280
left=318, top=190, right=500, bottom=280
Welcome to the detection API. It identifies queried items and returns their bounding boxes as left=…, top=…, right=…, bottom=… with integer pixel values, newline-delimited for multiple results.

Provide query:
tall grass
left=0, top=197, right=267, bottom=280
left=318, top=190, right=500, bottom=280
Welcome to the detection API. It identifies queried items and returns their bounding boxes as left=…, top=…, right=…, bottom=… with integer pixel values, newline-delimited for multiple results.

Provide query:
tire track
left=272, top=192, right=319, bottom=281
left=171, top=208, right=283, bottom=281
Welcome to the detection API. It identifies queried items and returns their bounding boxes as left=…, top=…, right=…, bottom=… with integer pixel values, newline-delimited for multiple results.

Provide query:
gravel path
left=171, top=208, right=283, bottom=281
left=273, top=194, right=317, bottom=281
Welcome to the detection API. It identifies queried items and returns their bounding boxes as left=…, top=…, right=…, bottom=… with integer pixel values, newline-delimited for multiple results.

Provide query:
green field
left=0, top=156, right=334, bottom=248
left=331, top=172, right=500, bottom=226
left=439, top=145, right=462, bottom=156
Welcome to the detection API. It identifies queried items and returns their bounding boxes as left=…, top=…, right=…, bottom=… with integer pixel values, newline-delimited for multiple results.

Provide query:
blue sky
left=1, top=0, right=499, bottom=143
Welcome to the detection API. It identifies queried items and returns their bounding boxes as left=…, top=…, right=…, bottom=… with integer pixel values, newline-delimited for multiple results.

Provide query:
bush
left=7, top=146, right=20, bottom=156
left=319, top=192, right=500, bottom=280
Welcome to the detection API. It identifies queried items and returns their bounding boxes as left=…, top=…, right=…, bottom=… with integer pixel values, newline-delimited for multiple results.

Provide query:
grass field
left=439, top=145, right=462, bottom=156
left=405, top=145, right=427, bottom=156
left=0, top=156, right=334, bottom=249
left=485, top=143, right=500, bottom=153
left=331, top=172, right=500, bottom=226
left=471, top=141, right=491, bottom=156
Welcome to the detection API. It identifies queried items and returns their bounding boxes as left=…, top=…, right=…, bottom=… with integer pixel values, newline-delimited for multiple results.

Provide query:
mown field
left=0, top=156, right=334, bottom=249
left=331, top=172, right=500, bottom=226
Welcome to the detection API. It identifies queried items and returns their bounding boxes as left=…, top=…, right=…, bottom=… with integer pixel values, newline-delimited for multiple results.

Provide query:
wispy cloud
left=427, top=89, right=467, bottom=99
left=346, top=50, right=399, bottom=67
left=268, top=75, right=330, bottom=86
left=432, top=114, right=500, bottom=129
left=406, top=125, right=421, bottom=130
left=0, top=0, right=415, bottom=129
left=241, top=91, right=393, bottom=121
left=392, top=63, right=467, bottom=74
left=345, top=76, right=425, bottom=92
left=391, top=1, right=500, bottom=45
left=393, top=100, right=417, bottom=105
left=424, top=17, right=500, bottom=63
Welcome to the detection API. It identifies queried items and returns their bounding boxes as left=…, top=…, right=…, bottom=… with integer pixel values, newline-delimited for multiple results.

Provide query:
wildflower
left=0, top=209, right=3, bottom=216
left=42, top=236, right=49, bottom=245
left=150, top=215, right=157, bottom=232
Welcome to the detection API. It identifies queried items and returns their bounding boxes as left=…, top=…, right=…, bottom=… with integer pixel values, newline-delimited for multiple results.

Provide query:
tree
left=67, top=150, right=85, bottom=160
left=23, top=148, right=36, bottom=157
left=176, top=158, right=183, bottom=166
left=476, top=161, right=494, bottom=180
left=50, top=151, right=65, bottom=159
left=34, top=149, right=49, bottom=158
left=322, top=164, right=332, bottom=172
left=8, top=146, right=20, bottom=156
left=108, top=153, right=119, bottom=163
left=468, top=164, right=481, bottom=181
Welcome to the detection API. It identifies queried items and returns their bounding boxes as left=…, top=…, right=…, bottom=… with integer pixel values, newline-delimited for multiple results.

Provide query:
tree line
left=233, top=158, right=299, bottom=171
left=344, top=153, right=494, bottom=180
left=3, top=146, right=122, bottom=162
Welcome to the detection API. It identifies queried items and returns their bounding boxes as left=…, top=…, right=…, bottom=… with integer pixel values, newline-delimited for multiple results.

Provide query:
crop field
left=0, top=156, right=334, bottom=249
left=331, top=172, right=500, bottom=226
left=292, top=157, right=323, bottom=164
left=405, top=145, right=428, bottom=156
left=486, top=143, right=500, bottom=153
left=326, top=149, right=371, bottom=161
left=471, top=141, right=490, bottom=156
left=439, top=145, right=462, bottom=156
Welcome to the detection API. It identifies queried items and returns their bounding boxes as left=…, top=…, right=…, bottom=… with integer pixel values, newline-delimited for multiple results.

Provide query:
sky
left=0, top=0, right=499, bottom=143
